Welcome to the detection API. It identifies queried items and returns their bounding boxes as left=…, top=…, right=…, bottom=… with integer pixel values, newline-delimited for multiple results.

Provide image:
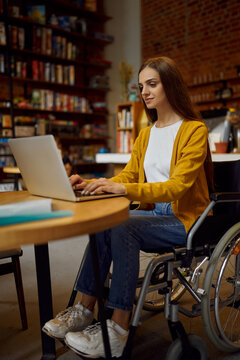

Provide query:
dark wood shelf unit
left=0, top=107, right=108, bottom=117
left=0, top=15, right=112, bottom=47
left=0, top=0, right=112, bottom=174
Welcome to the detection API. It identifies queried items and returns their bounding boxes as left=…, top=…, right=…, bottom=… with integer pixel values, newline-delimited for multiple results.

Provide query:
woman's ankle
left=81, top=294, right=96, bottom=312
left=111, top=309, right=131, bottom=331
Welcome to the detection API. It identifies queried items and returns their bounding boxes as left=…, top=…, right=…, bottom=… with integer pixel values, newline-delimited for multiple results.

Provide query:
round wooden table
left=0, top=191, right=129, bottom=360
left=0, top=191, right=129, bottom=251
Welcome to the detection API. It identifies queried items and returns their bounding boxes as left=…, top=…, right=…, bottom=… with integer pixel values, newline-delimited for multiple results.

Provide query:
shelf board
left=0, top=74, right=110, bottom=93
left=0, top=107, right=108, bottom=117
left=195, top=95, right=240, bottom=106
left=117, top=127, right=133, bottom=131
left=2, top=47, right=111, bottom=69
left=188, top=77, right=240, bottom=89
left=60, top=136, right=108, bottom=141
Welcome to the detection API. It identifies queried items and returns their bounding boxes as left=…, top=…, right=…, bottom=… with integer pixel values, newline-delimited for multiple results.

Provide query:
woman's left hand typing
left=81, top=178, right=126, bottom=195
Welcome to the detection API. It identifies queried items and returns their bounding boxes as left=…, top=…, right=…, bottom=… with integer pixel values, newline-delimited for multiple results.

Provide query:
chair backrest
left=212, top=159, right=240, bottom=214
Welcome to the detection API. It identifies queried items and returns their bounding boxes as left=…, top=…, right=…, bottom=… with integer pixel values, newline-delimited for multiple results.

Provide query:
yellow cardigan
left=110, top=120, right=210, bottom=232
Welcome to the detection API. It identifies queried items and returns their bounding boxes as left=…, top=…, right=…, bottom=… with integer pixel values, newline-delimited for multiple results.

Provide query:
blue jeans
left=76, top=203, right=186, bottom=311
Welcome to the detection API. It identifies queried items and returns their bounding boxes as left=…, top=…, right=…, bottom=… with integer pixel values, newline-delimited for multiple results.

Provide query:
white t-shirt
left=144, top=120, right=182, bottom=183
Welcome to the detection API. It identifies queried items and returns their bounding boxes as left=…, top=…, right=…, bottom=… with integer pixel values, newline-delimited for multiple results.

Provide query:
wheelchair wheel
left=134, top=251, right=194, bottom=312
left=165, top=334, right=208, bottom=360
left=201, top=222, right=240, bottom=352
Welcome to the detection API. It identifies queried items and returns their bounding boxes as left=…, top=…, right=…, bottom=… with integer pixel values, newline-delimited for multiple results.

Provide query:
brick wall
left=141, top=0, right=240, bottom=109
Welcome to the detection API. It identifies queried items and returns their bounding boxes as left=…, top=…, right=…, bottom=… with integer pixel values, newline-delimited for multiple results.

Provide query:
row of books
left=117, top=108, right=134, bottom=128
left=0, top=143, right=14, bottom=166
left=0, top=114, right=46, bottom=137
left=31, top=60, right=75, bottom=85
left=117, top=130, right=133, bottom=154
left=9, top=25, right=25, bottom=49
left=30, top=90, right=90, bottom=113
left=7, top=24, right=78, bottom=60
left=80, top=123, right=108, bottom=138
left=68, top=143, right=103, bottom=164
left=32, top=26, right=78, bottom=59
left=1, top=55, right=76, bottom=85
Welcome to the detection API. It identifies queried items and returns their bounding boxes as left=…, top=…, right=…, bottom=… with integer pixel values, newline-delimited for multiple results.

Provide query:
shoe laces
left=83, top=322, right=102, bottom=335
left=56, top=302, right=82, bottom=323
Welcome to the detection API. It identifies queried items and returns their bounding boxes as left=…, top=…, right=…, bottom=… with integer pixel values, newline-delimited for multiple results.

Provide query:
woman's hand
left=69, top=174, right=87, bottom=190
left=81, top=178, right=126, bottom=195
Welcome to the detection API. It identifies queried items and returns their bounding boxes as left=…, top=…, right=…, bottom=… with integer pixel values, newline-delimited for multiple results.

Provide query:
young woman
left=43, top=56, right=212, bottom=358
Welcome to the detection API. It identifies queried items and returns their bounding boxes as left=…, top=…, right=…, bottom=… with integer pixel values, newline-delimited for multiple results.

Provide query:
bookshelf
left=188, top=77, right=240, bottom=113
left=116, top=101, right=143, bottom=153
left=0, top=0, right=112, bottom=179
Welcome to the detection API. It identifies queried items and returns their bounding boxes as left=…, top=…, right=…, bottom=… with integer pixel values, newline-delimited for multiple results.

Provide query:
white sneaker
left=42, top=303, right=94, bottom=340
left=65, top=319, right=128, bottom=358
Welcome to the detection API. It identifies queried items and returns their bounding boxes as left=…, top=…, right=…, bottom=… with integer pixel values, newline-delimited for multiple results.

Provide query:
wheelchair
left=68, top=159, right=240, bottom=359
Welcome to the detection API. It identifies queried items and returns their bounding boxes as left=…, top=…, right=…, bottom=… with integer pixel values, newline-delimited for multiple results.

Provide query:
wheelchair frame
left=122, top=193, right=240, bottom=359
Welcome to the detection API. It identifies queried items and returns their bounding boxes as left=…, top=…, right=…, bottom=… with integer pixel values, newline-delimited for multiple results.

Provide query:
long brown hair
left=138, top=56, right=214, bottom=192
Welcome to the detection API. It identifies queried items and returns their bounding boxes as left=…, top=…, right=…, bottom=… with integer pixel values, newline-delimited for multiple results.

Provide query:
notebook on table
left=8, top=135, right=125, bottom=202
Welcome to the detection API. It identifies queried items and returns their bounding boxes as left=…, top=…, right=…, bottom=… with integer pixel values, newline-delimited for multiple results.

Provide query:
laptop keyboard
left=74, top=190, right=108, bottom=197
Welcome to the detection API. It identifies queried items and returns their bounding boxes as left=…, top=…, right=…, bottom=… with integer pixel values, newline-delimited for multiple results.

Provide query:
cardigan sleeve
left=122, top=124, right=208, bottom=203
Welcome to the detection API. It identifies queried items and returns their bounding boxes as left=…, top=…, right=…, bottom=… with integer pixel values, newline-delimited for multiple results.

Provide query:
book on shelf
left=39, top=61, right=44, bottom=81
left=117, top=130, right=133, bottom=154
left=41, top=27, right=47, bottom=54
left=32, top=26, right=42, bottom=52
left=15, top=125, right=35, bottom=137
left=1, top=114, right=12, bottom=127
left=0, top=54, right=4, bottom=73
left=9, top=25, right=17, bottom=48
left=46, top=29, right=52, bottom=55
left=118, top=108, right=133, bottom=128
left=18, top=27, right=25, bottom=49
left=32, top=60, right=39, bottom=80
left=0, top=22, right=5, bottom=45
left=9, top=25, right=25, bottom=49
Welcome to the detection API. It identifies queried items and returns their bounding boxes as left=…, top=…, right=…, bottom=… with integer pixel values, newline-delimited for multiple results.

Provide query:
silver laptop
left=8, top=135, right=124, bottom=202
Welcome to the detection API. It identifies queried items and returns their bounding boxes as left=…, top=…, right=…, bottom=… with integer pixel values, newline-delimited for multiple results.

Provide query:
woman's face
left=138, top=67, right=168, bottom=110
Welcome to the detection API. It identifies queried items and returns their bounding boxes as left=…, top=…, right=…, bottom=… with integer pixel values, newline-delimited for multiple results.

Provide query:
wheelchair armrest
left=210, top=192, right=240, bottom=202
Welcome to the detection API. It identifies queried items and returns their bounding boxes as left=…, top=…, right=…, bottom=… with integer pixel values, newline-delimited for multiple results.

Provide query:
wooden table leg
left=34, top=244, right=56, bottom=360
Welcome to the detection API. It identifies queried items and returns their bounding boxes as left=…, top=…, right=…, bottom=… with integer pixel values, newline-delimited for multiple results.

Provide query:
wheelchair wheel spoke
left=214, top=236, right=240, bottom=347
left=202, top=225, right=240, bottom=352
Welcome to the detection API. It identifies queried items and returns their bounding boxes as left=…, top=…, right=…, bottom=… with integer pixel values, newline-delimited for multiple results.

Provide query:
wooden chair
left=0, top=248, right=28, bottom=330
